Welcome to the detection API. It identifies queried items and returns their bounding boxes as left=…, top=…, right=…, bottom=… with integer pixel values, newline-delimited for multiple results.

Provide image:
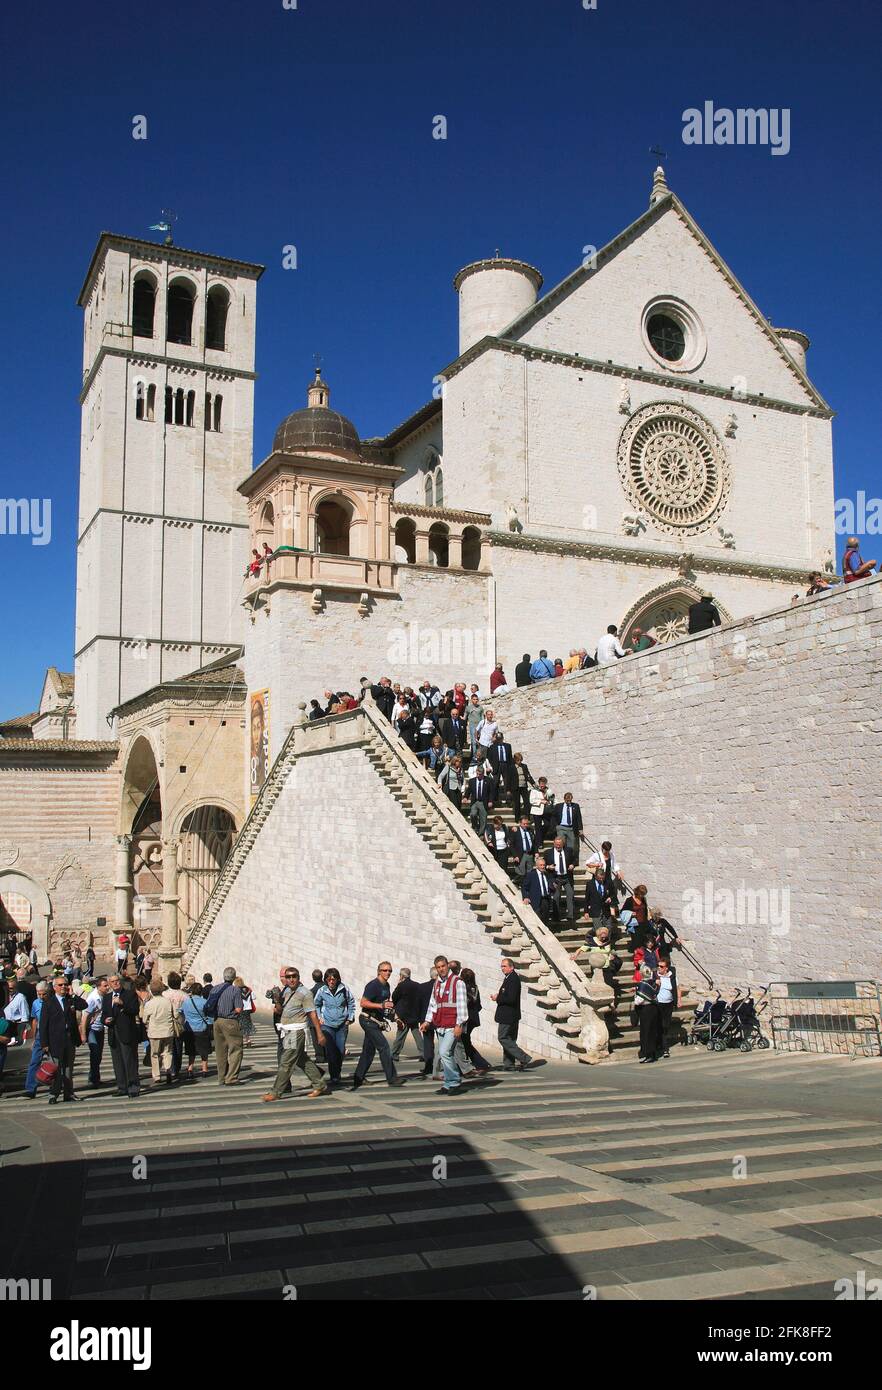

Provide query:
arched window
left=424, top=475, right=434, bottom=507
left=394, top=517, right=416, bottom=564
left=315, top=499, right=352, bottom=556
left=205, top=391, right=213, bottom=430
left=146, top=384, right=155, bottom=421
left=174, top=388, right=185, bottom=425
left=186, top=390, right=195, bottom=427
left=256, top=500, right=275, bottom=551
left=165, top=386, right=173, bottom=423
left=205, top=286, right=230, bottom=351
left=135, top=379, right=147, bottom=421
left=213, top=395, right=222, bottom=432
left=428, top=522, right=449, bottom=568
left=167, top=278, right=195, bottom=345
left=434, top=468, right=444, bottom=507
left=461, top=526, right=481, bottom=570
left=132, top=273, right=156, bottom=338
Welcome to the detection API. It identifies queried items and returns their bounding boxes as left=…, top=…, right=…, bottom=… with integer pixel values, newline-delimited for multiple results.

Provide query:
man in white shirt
left=83, top=977, right=109, bottom=1087
left=596, top=625, right=629, bottom=665
left=0, top=983, right=32, bottom=1087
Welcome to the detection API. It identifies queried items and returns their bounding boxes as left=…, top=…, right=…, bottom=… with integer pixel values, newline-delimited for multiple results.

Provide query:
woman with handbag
left=236, top=977, right=256, bottom=1045
left=180, top=981, right=211, bottom=1079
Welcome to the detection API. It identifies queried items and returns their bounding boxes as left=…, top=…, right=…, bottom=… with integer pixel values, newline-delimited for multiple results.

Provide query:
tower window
left=205, top=392, right=213, bottom=430
left=206, top=286, right=230, bottom=351
left=147, top=384, right=155, bottom=421
left=174, top=388, right=185, bottom=425
left=213, top=395, right=222, bottom=432
left=165, top=386, right=173, bottom=423
left=167, top=279, right=195, bottom=345
left=132, top=273, right=156, bottom=338
left=424, top=475, right=434, bottom=507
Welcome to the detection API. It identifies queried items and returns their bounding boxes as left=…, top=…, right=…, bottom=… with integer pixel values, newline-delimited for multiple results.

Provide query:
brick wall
left=492, top=577, right=882, bottom=990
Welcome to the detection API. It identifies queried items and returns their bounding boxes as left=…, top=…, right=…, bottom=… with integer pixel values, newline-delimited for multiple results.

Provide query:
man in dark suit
left=439, top=709, right=467, bottom=754
left=687, top=594, right=721, bottom=634
left=545, top=837, right=577, bottom=924
left=464, top=770, right=494, bottom=836
left=584, top=866, right=617, bottom=925
left=514, top=654, right=532, bottom=688
left=508, top=818, right=536, bottom=884
left=553, top=792, right=586, bottom=863
left=102, top=973, right=142, bottom=1097
left=370, top=678, right=396, bottom=720
left=39, top=976, right=89, bottom=1102
left=487, top=731, right=515, bottom=803
left=522, top=857, right=553, bottom=925
left=490, top=958, right=532, bottom=1070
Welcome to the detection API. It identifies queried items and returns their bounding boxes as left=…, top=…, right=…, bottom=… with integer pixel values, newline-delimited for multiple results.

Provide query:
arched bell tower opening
left=315, top=497, right=353, bottom=556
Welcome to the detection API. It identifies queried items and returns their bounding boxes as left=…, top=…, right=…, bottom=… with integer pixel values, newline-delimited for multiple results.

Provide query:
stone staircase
left=185, top=700, right=614, bottom=1063
left=481, top=803, right=699, bottom=1057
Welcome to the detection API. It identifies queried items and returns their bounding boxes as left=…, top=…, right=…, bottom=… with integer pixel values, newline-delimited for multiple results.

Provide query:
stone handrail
left=357, top=697, right=613, bottom=1055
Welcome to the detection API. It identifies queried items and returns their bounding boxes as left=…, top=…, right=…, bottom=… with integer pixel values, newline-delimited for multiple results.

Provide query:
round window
left=647, top=313, right=686, bottom=362
left=641, top=297, right=706, bottom=373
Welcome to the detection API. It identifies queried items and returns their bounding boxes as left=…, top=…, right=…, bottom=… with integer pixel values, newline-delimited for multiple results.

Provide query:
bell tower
left=74, top=232, right=264, bottom=738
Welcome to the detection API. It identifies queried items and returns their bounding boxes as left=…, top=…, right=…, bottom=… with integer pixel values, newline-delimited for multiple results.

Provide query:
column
left=415, top=528, right=430, bottom=564
left=157, top=836, right=182, bottom=972
left=114, top=835, right=133, bottom=951
left=447, top=531, right=462, bottom=569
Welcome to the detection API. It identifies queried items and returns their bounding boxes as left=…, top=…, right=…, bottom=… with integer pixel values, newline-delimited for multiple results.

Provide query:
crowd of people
left=0, top=943, right=544, bottom=1101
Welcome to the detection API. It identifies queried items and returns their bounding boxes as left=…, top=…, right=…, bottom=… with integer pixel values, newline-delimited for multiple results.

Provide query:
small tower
left=453, top=254, right=543, bottom=354
left=306, top=365, right=330, bottom=409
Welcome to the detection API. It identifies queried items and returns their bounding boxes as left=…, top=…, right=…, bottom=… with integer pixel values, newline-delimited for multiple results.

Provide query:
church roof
left=440, top=175, right=830, bottom=414
left=78, top=233, right=264, bottom=305
left=0, top=738, right=117, bottom=754
left=0, top=711, right=40, bottom=736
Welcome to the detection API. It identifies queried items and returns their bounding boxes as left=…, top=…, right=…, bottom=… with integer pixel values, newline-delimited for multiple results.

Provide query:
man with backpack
left=204, top=966, right=244, bottom=1085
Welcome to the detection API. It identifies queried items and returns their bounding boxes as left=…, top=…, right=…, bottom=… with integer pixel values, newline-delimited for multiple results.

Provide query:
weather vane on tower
left=149, top=209, right=178, bottom=245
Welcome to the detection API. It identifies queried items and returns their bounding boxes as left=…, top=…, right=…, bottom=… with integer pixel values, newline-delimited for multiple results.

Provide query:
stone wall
left=0, top=747, right=119, bottom=957
left=190, top=729, right=572, bottom=1060
left=492, top=576, right=882, bottom=990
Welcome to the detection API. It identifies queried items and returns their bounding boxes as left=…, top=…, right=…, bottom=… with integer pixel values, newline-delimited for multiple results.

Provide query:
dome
left=272, top=369, right=361, bottom=457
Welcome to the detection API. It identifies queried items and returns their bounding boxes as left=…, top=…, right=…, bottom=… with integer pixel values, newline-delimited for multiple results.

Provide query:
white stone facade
left=75, top=236, right=263, bottom=739
left=492, top=576, right=882, bottom=991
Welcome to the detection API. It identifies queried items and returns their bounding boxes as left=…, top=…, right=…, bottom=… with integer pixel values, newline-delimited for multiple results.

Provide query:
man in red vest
left=421, top=955, right=469, bottom=1096
left=843, top=538, right=878, bottom=584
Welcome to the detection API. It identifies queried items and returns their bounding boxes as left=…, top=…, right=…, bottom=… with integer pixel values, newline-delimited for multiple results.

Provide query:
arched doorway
left=0, top=870, right=50, bottom=958
left=177, top=805, right=237, bottom=933
left=621, top=582, right=730, bottom=647
left=315, top=498, right=352, bottom=556
left=121, top=735, right=163, bottom=948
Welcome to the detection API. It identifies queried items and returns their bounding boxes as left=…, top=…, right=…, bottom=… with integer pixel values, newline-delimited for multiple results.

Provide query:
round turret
left=453, top=256, right=543, bottom=355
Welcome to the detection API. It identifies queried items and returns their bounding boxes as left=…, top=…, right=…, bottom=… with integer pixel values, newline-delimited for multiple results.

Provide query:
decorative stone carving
left=357, top=591, right=370, bottom=618
left=310, top=586, right=324, bottom=614
left=505, top=503, right=523, bottom=533
left=724, top=411, right=738, bottom=437
left=617, top=402, right=730, bottom=536
left=823, top=548, right=835, bottom=575
left=677, top=552, right=695, bottom=579
left=617, top=383, right=631, bottom=415
left=0, top=841, right=20, bottom=869
left=621, top=510, right=647, bottom=537
left=48, top=851, right=83, bottom=889
left=717, top=524, right=736, bottom=549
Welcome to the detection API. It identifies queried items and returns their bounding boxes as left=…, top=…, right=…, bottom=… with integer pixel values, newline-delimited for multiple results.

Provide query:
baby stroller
left=726, top=987, right=771, bottom=1051
left=690, top=992, right=729, bottom=1049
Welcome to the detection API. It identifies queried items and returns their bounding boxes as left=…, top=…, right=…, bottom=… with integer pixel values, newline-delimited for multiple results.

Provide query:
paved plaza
left=3, top=1026, right=882, bottom=1301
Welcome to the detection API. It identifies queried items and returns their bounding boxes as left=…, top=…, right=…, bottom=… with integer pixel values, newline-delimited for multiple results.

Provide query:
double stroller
left=690, top=986, right=771, bottom=1052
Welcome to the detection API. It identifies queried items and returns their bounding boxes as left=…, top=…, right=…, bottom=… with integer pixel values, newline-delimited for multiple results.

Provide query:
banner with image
left=249, top=689, right=270, bottom=805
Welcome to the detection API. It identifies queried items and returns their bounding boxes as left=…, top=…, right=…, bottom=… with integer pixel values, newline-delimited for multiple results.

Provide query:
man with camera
left=263, top=967, right=328, bottom=1100
left=350, top=961, right=404, bottom=1090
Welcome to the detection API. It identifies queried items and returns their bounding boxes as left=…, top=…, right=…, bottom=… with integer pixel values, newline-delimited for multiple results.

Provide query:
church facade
left=0, top=168, right=836, bottom=964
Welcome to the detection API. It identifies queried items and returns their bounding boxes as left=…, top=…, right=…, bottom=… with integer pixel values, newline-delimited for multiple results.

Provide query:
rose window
left=617, top=403, right=730, bottom=536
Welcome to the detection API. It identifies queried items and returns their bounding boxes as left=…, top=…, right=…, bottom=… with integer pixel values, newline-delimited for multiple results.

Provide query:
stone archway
left=175, top=804, right=237, bottom=937
left=0, top=869, right=51, bottom=959
left=621, top=580, right=731, bottom=647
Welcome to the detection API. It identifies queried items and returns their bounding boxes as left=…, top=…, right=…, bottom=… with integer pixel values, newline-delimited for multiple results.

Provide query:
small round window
left=647, top=313, right=685, bottom=362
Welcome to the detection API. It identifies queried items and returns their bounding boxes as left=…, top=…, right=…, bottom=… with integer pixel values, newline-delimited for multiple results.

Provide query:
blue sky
left=1, top=0, right=880, bottom=718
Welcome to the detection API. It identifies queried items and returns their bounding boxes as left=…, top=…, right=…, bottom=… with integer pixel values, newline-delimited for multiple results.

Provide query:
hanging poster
left=249, top=689, right=270, bottom=805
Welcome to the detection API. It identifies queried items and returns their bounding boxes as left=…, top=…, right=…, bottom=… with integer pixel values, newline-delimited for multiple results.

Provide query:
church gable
left=509, top=195, right=824, bottom=411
